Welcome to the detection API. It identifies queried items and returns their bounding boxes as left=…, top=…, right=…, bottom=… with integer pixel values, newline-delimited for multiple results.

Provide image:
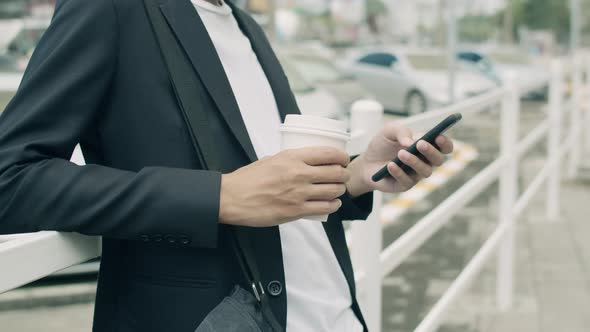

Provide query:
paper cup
left=280, top=114, right=350, bottom=222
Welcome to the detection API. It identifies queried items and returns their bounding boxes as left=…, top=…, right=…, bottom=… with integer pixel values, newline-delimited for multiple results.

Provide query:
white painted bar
left=414, top=213, right=510, bottom=332
left=496, top=84, right=519, bottom=311
left=586, top=57, right=590, bottom=151
left=400, top=88, right=506, bottom=130
left=516, top=120, right=549, bottom=158
left=547, top=60, right=564, bottom=221
left=0, top=73, right=23, bottom=92
left=349, top=100, right=384, bottom=332
left=568, top=54, right=583, bottom=178
left=379, top=156, right=506, bottom=278
left=0, top=232, right=100, bottom=293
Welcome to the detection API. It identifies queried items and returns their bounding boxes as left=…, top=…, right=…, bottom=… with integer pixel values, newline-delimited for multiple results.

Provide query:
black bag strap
left=142, top=1, right=282, bottom=331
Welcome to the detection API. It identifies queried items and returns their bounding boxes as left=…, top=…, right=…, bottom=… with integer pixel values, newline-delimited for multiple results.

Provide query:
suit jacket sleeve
left=0, top=0, right=220, bottom=248
left=338, top=191, right=374, bottom=221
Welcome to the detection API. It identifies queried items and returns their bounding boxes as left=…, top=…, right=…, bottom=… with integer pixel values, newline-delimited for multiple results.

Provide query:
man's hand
left=219, top=147, right=351, bottom=227
left=346, top=122, right=454, bottom=197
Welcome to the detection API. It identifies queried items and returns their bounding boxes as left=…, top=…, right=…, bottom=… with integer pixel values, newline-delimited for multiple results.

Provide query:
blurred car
left=0, top=19, right=23, bottom=54
left=279, top=56, right=343, bottom=120
left=0, top=53, right=21, bottom=73
left=5, top=18, right=50, bottom=57
left=343, top=49, right=496, bottom=115
left=281, top=52, right=372, bottom=113
left=457, top=49, right=549, bottom=100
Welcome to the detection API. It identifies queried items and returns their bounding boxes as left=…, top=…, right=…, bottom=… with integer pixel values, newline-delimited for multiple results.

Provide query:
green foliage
left=514, top=0, right=570, bottom=41
left=458, top=14, right=498, bottom=42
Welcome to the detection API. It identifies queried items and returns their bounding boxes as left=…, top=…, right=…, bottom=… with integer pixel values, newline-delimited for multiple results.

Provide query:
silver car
left=457, top=49, right=549, bottom=100
left=343, top=49, right=496, bottom=115
left=278, top=57, right=344, bottom=120
left=281, top=52, right=372, bottom=113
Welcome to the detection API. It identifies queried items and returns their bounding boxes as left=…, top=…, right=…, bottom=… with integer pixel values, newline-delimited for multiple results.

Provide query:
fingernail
left=398, top=150, right=408, bottom=161
left=418, top=141, right=428, bottom=151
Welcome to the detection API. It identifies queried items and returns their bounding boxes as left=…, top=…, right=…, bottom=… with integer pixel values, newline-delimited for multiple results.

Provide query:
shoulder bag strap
left=142, top=1, right=282, bottom=331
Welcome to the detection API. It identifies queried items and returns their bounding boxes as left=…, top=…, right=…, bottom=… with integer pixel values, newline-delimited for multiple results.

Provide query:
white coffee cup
left=280, top=114, right=350, bottom=222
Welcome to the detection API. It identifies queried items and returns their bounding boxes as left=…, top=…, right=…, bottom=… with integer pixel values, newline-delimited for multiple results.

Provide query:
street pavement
left=0, top=101, right=589, bottom=332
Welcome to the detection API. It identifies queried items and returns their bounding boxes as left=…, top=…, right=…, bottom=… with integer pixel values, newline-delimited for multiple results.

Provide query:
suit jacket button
left=140, top=235, right=150, bottom=242
left=164, top=235, right=177, bottom=244
left=267, top=281, right=282, bottom=297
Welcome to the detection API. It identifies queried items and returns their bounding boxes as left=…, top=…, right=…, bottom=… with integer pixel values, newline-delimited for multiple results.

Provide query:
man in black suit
left=0, top=0, right=453, bottom=331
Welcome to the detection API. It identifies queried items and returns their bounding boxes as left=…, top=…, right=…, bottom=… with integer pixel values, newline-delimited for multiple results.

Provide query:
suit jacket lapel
left=159, top=0, right=258, bottom=162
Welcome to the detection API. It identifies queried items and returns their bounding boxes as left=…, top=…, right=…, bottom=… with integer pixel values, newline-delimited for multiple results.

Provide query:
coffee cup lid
left=281, top=114, right=348, bottom=135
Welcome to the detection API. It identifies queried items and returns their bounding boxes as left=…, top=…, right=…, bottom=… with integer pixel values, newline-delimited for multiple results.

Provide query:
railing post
left=349, top=100, right=384, bottom=332
left=547, top=60, right=563, bottom=221
left=586, top=54, right=590, bottom=154
left=497, top=84, right=519, bottom=310
left=568, top=53, right=582, bottom=178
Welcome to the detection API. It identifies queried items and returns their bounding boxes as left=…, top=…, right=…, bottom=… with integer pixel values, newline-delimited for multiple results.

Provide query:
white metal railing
left=347, top=53, right=589, bottom=332
left=0, top=52, right=587, bottom=332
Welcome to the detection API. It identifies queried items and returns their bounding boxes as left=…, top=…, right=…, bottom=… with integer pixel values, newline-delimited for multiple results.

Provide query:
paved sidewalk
left=443, top=177, right=590, bottom=332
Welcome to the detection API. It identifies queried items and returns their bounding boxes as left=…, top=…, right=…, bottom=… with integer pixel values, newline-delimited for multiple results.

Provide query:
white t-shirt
left=190, top=1, right=363, bottom=332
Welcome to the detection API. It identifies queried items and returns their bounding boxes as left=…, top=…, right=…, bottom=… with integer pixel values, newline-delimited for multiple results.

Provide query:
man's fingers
left=387, top=162, right=414, bottom=191
left=383, top=122, right=414, bottom=147
left=306, top=184, right=347, bottom=200
left=308, top=165, right=351, bottom=183
left=416, top=141, right=445, bottom=167
left=293, top=147, right=350, bottom=167
left=303, top=199, right=342, bottom=216
left=398, top=150, right=433, bottom=178
left=435, top=135, right=454, bottom=154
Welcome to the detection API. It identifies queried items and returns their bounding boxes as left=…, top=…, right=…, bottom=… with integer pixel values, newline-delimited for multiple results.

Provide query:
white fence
left=347, top=53, right=589, bottom=332
left=0, top=53, right=587, bottom=332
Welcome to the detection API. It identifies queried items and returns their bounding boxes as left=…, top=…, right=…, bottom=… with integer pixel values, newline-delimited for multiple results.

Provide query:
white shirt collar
left=190, top=0, right=232, bottom=16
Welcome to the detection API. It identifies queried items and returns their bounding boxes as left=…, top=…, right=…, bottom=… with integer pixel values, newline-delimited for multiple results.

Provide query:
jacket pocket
left=130, top=273, right=217, bottom=288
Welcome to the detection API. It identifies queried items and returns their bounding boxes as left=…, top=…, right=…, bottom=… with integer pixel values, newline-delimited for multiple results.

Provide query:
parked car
left=457, top=49, right=549, bottom=100
left=343, top=49, right=496, bottom=115
left=278, top=56, right=344, bottom=120
left=281, top=52, right=372, bottom=113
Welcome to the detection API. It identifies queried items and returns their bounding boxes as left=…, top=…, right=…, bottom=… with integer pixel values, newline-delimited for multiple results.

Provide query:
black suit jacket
left=0, top=0, right=373, bottom=331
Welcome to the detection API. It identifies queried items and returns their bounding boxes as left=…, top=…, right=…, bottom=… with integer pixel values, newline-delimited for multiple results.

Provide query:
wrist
left=346, top=157, right=372, bottom=198
left=218, top=174, right=238, bottom=225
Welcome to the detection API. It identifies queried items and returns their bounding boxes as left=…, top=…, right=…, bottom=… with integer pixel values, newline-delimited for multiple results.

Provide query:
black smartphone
left=371, top=113, right=463, bottom=182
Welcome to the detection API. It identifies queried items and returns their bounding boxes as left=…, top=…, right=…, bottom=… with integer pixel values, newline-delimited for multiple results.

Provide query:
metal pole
left=267, top=0, right=277, bottom=41
left=568, top=54, right=582, bottom=178
left=547, top=60, right=563, bottom=221
left=586, top=56, right=590, bottom=153
left=497, top=85, right=519, bottom=310
left=349, top=100, right=384, bottom=332
left=570, top=0, right=581, bottom=53
left=446, top=0, right=457, bottom=104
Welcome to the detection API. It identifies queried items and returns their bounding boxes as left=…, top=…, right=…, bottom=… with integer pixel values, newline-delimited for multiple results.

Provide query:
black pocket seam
left=130, top=273, right=217, bottom=288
